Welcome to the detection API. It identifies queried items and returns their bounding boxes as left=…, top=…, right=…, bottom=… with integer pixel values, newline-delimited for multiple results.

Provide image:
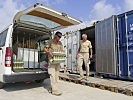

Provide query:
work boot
left=77, top=76, right=84, bottom=80
left=86, top=76, right=89, bottom=81
left=51, top=90, right=62, bottom=96
left=48, top=87, right=52, bottom=93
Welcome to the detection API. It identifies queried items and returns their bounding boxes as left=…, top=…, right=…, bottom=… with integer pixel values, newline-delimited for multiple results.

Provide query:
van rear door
left=13, top=3, right=81, bottom=31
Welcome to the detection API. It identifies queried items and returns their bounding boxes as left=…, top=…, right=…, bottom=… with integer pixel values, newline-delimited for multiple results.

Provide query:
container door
left=127, top=13, right=133, bottom=77
left=95, top=16, right=117, bottom=75
left=118, top=15, right=128, bottom=76
left=66, top=33, right=72, bottom=71
left=66, top=31, right=80, bottom=72
left=118, top=12, right=133, bottom=77
left=71, top=31, right=80, bottom=73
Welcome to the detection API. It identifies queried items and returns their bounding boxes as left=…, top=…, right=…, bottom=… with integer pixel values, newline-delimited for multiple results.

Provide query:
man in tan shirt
left=76, top=34, right=92, bottom=80
left=44, top=31, right=63, bottom=96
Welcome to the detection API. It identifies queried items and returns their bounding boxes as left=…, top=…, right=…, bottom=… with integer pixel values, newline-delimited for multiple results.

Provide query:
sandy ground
left=0, top=78, right=132, bottom=100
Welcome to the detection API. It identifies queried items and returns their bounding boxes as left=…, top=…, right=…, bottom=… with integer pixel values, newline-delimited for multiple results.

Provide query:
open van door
left=13, top=3, right=82, bottom=31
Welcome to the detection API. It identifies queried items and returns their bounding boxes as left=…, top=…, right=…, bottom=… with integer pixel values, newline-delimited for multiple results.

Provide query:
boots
left=48, top=87, right=62, bottom=96
left=86, top=77, right=89, bottom=81
left=51, top=89, right=62, bottom=96
left=77, top=76, right=84, bottom=80
left=86, top=76, right=89, bottom=81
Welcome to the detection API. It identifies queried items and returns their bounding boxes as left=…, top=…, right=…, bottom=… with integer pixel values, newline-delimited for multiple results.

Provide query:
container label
left=130, top=23, right=133, bottom=31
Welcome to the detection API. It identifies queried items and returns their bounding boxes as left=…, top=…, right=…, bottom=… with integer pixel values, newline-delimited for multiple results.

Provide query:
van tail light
left=5, top=47, right=12, bottom=67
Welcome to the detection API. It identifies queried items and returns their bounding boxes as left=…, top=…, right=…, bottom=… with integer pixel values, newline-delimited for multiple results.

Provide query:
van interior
left=12, top=23, right=51, bottom=72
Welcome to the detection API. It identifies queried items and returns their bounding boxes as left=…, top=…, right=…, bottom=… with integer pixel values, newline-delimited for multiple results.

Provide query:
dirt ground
left=0, top=78, right=132, bottom=100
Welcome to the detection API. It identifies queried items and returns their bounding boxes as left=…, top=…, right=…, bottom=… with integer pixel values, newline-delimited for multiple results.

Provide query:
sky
left=0, top=0, right=133, bottom=31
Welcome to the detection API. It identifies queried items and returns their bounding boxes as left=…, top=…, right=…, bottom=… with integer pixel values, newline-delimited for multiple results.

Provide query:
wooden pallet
left=59, top=73, right=133, bottom=96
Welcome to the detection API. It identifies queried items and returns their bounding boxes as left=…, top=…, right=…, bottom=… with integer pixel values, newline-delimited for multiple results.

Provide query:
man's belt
left=79, top=52, right=89, bottom=53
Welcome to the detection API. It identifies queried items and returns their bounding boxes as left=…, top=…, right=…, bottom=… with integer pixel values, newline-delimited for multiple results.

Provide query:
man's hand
left=76, top=54, right=78, bottom=59
left=48, top=52, right=53, bottom=57
left=90, top=55, right=92, bottom=59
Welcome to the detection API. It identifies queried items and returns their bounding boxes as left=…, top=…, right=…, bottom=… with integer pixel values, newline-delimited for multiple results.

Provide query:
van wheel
left=35, top=79, right=44, bottom=83
left=0, top=82, right=4, bottom=89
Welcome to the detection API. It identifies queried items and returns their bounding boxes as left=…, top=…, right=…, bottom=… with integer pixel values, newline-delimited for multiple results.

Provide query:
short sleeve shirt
left=79, top=40, right=92, bottom=53
left=48, top=39, right=63, bottom=52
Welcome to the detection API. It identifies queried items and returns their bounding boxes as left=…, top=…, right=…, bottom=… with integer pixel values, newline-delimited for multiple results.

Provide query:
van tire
left=0, top=82, right=4, bottom=89
left=35, top=79, right=44, bottom=83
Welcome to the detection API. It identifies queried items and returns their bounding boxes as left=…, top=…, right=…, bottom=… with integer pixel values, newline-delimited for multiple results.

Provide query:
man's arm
left=89, top=41, right=93, bottom=59
left=90, top=48, right=93, bottom=59
left=43, top=41, right=53, bottom=57
left=59, top=41, right=64, bottom=52
left=44, top=45, right=49, bottom=53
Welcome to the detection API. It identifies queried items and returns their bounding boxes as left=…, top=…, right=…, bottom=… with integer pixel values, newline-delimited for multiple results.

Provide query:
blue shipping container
left=118, top=11, right=133, bottom=77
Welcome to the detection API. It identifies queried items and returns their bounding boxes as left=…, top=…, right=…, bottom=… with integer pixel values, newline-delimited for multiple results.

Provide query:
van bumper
left=3, top=72, right=49, bottom=83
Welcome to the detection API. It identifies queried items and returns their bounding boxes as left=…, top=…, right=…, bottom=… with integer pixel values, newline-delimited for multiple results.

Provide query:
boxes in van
left=0, top=3, right=81, bottom=88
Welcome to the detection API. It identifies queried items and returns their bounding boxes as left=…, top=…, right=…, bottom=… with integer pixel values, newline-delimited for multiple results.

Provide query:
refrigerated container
left=59, top=23, right=96, bottom=74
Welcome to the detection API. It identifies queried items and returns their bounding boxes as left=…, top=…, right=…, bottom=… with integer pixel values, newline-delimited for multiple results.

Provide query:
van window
left=20, top=15, right=60, bottom=29
left=0, top=29, right=8, bottom=47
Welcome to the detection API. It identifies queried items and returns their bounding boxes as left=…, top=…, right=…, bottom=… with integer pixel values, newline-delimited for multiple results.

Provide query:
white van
left=0, top=3, right=81, bottom=88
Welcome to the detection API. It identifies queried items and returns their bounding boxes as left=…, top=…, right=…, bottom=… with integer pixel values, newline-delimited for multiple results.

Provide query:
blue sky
left=0, top=0, right=133, bottom=31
